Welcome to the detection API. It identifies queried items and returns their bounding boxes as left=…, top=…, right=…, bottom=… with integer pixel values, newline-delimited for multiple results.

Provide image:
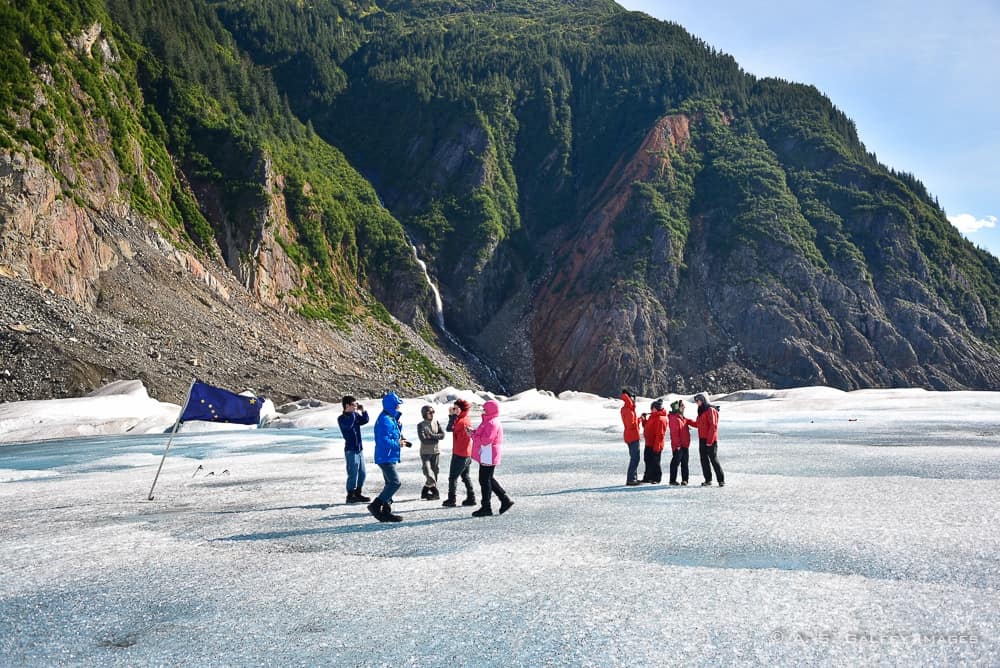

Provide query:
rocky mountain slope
left=3, top=0, right=1000, bottom=402
left=0, top=139, right=473, bottom=403
left=0, top=0, right=476, bottom=404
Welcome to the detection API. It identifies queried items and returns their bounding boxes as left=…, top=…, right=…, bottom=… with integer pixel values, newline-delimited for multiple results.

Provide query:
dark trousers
left=447, top=454, right=474, bottom=498
left=642, top=447, right=662, bottom=483
left=626, top=440, right=641, bottom=483
left=669, top=447, right=689, bottom=483
left=699, top=439, right=724, bottom=484
left=478, top=464, right=509, bottom=509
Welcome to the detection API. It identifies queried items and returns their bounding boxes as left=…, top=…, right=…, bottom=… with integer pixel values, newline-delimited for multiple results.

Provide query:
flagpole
left=147, top=380, right=195, bottom=501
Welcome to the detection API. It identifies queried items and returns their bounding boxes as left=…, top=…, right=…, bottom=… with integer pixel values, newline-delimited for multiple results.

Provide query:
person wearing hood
left=694, top=393, right=725, bottom=487
left=417, top=404, right=445, bottom=500
left=639, top=399, right=668, bottom=484
left=442, top=399, right=476, bottom=507
left=667, top=399, right=697, bottom=486
left=470, top=400, right=513, bottom=517
left=620, top=390, right=642, bottom=486
left=369, top=391, right=413, bottom=522
left=337, top=395, right=371, bottom=504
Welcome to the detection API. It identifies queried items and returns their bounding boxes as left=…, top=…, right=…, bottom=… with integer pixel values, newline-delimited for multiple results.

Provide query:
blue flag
left=180, top=380, right=264, bottom=425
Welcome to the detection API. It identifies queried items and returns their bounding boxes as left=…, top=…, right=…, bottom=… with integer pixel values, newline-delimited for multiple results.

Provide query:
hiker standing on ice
left=620, top=390, right=642, bottom=486
left=694, top=393, right=725, bottom=487
left=370, top=392, right=413, bottom=522
left=639, top=399, right=667, bottom=483
left=470, top=400, right=514, bottom=517
left=417, top=404, right=445, bottom=501
left=338, top=395, right=371, bottom=504
left=667, top=399, right=697, bottom=486
left=442, top=399, right=476, bottom=508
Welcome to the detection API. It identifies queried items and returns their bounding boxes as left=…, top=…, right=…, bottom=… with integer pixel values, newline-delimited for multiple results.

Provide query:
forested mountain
left=0, top=0, right=466, bottom=402
left=3, top=0, right=1000, bottom=400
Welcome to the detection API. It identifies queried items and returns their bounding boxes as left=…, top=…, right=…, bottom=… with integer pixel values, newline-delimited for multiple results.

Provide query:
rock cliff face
left=532, top=114, right=693, bottom=392
left=0, top=145, right=121, bottom=307
left=0, top=142, right=473, bottom=402
left=0, top=16, right=475, bottom=402
left=527, top=109, right=1000, bottom=395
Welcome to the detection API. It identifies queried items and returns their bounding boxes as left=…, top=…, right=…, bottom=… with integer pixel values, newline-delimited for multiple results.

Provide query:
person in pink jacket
left=470, top=400, right=514, bottom=517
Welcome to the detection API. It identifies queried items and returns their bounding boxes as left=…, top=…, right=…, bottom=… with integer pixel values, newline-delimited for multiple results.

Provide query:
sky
left=2, top=383, right=999, bottom=663
left=618, top=0, right=1000, bottom=257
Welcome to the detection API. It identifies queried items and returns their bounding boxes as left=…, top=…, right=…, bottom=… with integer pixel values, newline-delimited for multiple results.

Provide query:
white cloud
left=948, top=213, right=998, bottom=234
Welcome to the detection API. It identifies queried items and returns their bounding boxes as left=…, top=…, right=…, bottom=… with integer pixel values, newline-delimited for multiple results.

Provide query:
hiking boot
left=462, top=496, right=477, bottom=507
left=420, top=486, right=431, bottom=500
left=346, top=492, right=366, bottom=504
left=382, top=503, right=403, bottom=522
left=442, top=496, right=457, bottom=507
left=367, top=500, right=384, bottom=520
left=718, top=481, right=725, bottom=487
left=669, top=481, right=680, bottom=486
left=701, top=481, right=713, bottom=487
left=681, top=481, right=688, bottom=486
left=354, top=488, right=371, bottom=502
left=626, top=480, right=641, bottom=487
left=499, top=499, right=514, bottom=515
left=472, top=506, right=493, bottom=517
left=427, top=486, right=440, bottom=500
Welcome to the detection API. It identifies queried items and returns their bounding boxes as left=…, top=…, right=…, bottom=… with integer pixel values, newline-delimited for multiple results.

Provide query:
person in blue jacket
left=370, top=391, right=412, bottom=522
left=337, top=395, right=370, bottom=504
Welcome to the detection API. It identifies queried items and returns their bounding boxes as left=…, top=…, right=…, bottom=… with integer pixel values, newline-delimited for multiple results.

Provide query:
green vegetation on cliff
left=1, top=0, right=426, bottom=331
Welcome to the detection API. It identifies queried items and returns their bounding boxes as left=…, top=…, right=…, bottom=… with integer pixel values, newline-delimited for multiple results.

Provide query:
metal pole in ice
left=147, top=380, right=194, bottom=501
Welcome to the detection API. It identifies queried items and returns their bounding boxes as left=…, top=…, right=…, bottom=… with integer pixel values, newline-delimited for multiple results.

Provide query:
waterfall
left=410, top=243, right=507, bottom=393
left=410, top=245, right=445, bottom=330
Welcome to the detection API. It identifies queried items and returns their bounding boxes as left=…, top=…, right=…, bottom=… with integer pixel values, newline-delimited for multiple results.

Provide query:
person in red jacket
left=620, top=390, right=642, bottom=486
left=667, top=399, right=697, bottom=485
left=694, top=393, right=725, bottom=487
left=639, top=399, right=667, bottom=483
left=442, top=399, right=477, bottom=507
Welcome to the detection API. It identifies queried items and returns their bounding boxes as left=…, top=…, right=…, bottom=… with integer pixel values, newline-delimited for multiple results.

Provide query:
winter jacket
left=471, top=400, right=504, bottom=467
left=447, top=407, right=473, bottom=457
left=417, top=419, right=445, bottom=455
left=337, top=409, right=370, bottom=452
left=640, top=408, right=668, bottom=453
left=667, top=412, right=696, bottom=451
left=374, top=393, right=404, bottom=465
left=620, top=393, right=641, bottom=443
left=694, top=396, right=720, bottom=444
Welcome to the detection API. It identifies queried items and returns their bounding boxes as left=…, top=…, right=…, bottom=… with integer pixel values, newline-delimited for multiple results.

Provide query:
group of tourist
left=619, top=389, right=725, bottom=487
left=337, top=393, right=513, bottom=523
left=336, top=387, right=724, bottom=523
